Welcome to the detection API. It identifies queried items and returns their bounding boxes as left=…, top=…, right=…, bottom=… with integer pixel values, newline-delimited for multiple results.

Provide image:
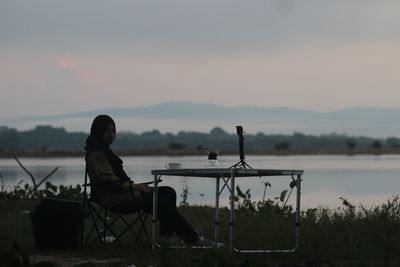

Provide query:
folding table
left=151, top=168, right=303, bottom=253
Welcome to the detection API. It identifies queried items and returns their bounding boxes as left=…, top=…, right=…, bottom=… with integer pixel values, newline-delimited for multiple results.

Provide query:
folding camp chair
left=82, top=166, right=151, bottom=247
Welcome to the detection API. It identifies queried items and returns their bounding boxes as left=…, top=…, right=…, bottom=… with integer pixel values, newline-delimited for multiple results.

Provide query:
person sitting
left=85, top=114, right=201, bottom=243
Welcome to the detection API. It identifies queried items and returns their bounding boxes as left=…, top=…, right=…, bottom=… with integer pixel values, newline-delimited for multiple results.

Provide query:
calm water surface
left=1, top=155, right=400, bottom=209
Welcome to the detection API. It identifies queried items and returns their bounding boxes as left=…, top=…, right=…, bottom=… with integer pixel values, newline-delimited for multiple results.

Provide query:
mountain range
left=3, top=102, right=400, bottom=137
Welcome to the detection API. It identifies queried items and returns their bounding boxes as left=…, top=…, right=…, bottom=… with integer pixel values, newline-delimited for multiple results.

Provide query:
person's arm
left=131, top=183, right=150, bottom=192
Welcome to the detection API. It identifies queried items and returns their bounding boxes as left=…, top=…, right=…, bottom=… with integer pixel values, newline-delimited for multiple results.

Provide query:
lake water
left=1, top=155, right=400, bottom=209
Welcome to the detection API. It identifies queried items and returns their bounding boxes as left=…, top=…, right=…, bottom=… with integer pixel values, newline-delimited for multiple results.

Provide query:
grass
left=1, top=197, right=400, bottom=267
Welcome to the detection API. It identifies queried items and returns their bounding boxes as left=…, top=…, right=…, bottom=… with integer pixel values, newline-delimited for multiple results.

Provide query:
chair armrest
left=141, top=179, right=162, bottom=185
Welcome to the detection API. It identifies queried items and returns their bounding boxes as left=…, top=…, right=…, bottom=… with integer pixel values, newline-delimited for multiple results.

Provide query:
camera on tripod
left=230, top=126, right=252, bottom=169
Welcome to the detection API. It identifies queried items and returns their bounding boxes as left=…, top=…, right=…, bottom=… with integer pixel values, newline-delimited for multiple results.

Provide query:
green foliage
left=234, top=186, right=256, bottom=213
left=371, top=140, right=382, bottom=149
left=209, top=127, right=226, bottom=136
left=179, top=177, right=190, bottom=206
left=0, top=127, right=21, bottom=151
left=279, top=189, right=288, bottom=202
left=340, top=196, right=355, bottom=211
left=234, top=184, right=295, bottom=217
left=346, top=139, right=356, bottom=149
left=299, top=195, right=400, bottom=263
left=386, top=137, right=400, bottom=148
left=2, top=194, right=400, bottom=264
left=195, top=144, right=203, bottom=150
left=168, top=142, right=186, bottom=150
left=289, top=179, right=297, bottom=188
left=274, top=141, right=290, bottom=150
left=233, top=186, right=400, bottom=262
left=0, top=125, right=394, bottom=152
left=0, top=181, right=82, bottom=201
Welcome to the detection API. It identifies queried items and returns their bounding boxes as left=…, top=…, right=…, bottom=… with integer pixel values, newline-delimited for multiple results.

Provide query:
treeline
left=0, top=125, right=399, bottom=153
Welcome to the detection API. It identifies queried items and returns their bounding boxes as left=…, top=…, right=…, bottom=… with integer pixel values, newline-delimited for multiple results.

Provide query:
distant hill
left=3, top=102, right=400, bottom=137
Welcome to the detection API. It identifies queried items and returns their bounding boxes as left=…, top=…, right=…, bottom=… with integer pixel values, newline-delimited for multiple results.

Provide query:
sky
left=1, top=0, right=400, bottom=119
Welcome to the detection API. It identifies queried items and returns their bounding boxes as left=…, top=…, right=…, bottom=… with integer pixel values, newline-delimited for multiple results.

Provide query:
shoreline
left=1, top=148, right=400, bottom=158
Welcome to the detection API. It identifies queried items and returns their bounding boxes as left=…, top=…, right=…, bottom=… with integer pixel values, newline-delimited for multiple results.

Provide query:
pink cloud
left=58, top=55, right=75, bottom=69
left=51, top=54, right=98, bottom=82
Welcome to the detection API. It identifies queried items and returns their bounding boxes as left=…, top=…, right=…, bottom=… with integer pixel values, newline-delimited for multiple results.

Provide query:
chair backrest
left=83, top=164, right=99, bottom=204
left=83, top=164, right=90, bottom=207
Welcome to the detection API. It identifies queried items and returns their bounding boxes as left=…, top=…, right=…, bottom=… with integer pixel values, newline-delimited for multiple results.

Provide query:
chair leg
left=137, top=212, right=151, bottom=245
left=85, top=204, right=121, bottom=245
left=103, top=210, right=108, bottom=243
left=134, top=212, right=150, bottom=246
left=83, top=209, right=95, bottom=246
left=87, top=204, right=107, bottom=245
left=118, top=215, right=142, bottom=243
left=83, top=202, right=151, bottom=247
left=103, top=214, right=124, bottom=245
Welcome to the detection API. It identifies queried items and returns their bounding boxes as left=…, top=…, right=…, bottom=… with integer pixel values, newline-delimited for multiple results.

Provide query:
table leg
left=152, top=174, right=159, bottom=249
left=214, top=177, right=220, bottom=245
left=229, top=173, right=235, bottom=254
left=295, top=174, right=302, bottom=250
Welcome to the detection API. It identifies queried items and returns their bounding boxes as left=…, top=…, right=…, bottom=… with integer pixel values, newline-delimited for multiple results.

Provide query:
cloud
left=54, top=54, right=98, bottom=82
left=1, top=1, right=400, bottom=118
left=58, top=55, right=75, bottom=69
left=1, top=37, right=399, bottom=118
left=80, top=68, right=97, bottom=82
left=1, top=1, right=400, bottom=53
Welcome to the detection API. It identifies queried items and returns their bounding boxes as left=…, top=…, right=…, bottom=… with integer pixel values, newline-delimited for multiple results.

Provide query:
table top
left=151, top=168, right=304, bottom=178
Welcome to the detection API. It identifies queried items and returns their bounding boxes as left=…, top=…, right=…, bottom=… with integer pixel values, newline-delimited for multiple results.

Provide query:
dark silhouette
left=84, top=115, right=199, bottom=243
left=0, top=124, right=396, bottom=153
left=275, top=141, right=290, bottom=150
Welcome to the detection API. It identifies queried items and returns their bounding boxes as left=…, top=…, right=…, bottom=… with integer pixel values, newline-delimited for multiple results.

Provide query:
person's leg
left=157, top=186, right=177, bottom=204
left=156, top=187, right=177, bottom=236
left=139, top=186, right=198, bottom=242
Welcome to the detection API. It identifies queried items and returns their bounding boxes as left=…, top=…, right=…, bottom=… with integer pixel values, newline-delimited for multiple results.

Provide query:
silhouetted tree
left=386, top=137, right=400, bottom=148
left=168, top=142, right=186, bottom=150
left=371, top=140, right=382, bottom=149
left=346, top=139, right=356, bottom=149
left=1, top=125, right=399, bottom=152
left=0, top=126, right=21, bottom=151
left=274, top=142, right=290, bottom=150
left=209, top=127, right=226, bottom=136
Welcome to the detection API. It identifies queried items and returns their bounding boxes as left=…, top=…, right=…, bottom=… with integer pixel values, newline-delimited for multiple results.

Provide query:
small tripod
left=230, top=126, right=252, bottom=169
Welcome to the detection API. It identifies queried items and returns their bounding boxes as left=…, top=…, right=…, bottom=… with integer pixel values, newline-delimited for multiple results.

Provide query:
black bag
left=31, top=198, right=85, bottom=249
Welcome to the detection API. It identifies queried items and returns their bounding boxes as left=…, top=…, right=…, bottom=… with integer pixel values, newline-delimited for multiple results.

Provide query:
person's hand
left=133, top=183, right=151, bottom=193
